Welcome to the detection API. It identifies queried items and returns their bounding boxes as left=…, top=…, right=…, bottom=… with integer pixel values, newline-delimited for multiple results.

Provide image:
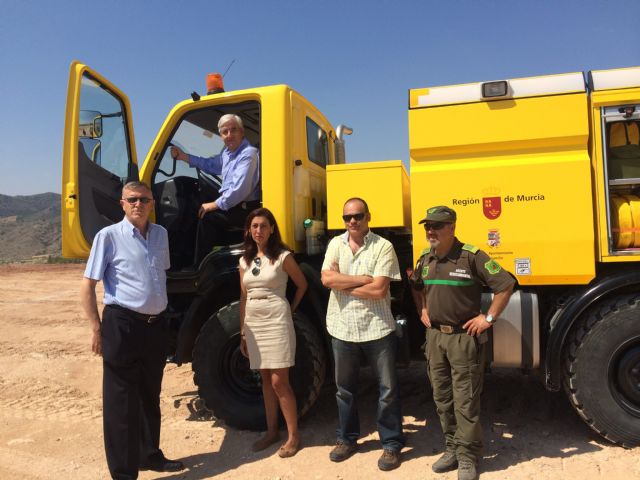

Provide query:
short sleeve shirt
left=322, top=231, right=401, bottom=342
left=421, top=238, right=514, bottom=326
left=84, top=218, right=170, bottom=315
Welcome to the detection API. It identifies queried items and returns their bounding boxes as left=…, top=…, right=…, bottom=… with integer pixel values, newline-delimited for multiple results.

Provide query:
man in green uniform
left=412, top=206, right=514, bottom=480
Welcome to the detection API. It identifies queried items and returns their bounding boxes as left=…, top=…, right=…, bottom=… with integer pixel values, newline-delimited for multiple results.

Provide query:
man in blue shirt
left=171, top=114, right=260, bottom=262
left=81, top=181, right=184, bottom=479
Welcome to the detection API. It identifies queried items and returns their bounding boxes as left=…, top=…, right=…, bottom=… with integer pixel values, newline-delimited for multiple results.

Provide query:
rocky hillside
left=0, top=193, right=61, bottom=262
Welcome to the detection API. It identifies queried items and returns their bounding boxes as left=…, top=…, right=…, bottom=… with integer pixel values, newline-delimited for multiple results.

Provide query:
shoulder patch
left=462, top=244, right=479, bottom=254
left=484, top=259, right=502, bottom=275
left=421, top=265, right=430, bottom=278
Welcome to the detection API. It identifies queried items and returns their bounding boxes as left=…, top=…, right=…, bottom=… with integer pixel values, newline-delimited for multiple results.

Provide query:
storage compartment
left=326, top=160, right=411, bottom=230
left=610, top=191, right=640, bottom=249
left=604, top=105, right=640, bottom=253
left=607, top=121, right=640, bottom=179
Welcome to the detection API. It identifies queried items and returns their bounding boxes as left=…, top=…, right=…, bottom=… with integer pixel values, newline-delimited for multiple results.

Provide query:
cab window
left=151, top=101, right=260, bottom=271
left=155, top=116, right=226, bottom=183
left=306, top=117, right=329, bottom=168
left=78, top=73, right=131, bottom=179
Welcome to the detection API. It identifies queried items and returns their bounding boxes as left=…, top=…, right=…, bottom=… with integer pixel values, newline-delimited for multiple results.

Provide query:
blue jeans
left=332, top=333, right=405, bottom=451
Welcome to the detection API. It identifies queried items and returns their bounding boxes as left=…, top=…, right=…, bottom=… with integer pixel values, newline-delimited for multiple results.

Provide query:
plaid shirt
left=322, top=231, right=401, bottom=342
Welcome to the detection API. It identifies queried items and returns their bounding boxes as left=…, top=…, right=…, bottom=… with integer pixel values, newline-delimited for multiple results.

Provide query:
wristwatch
left=485, top=314, right=495, bottom=324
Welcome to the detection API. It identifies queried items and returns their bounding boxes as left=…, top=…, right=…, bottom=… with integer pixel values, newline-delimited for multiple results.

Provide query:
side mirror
left=79, top=110, right=103, bottom=138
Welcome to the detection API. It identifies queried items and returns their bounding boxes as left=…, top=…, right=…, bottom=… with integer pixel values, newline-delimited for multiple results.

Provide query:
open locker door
left=61, top=61, right=139, bottom=258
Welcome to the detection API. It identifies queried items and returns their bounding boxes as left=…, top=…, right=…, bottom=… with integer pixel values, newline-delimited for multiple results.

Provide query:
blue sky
left=1, top=0, right=638, bottom=196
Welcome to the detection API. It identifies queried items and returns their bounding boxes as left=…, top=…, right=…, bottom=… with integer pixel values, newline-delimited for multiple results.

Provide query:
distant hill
left=0, top=193, right=61, bottom=262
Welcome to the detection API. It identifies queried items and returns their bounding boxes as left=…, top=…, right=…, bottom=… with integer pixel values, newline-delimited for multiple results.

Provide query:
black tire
left=290, top=311, right=327, bottom=418
left=192, top=302, right=326, bottom=430
left=563, top=294, right=640, bottom=447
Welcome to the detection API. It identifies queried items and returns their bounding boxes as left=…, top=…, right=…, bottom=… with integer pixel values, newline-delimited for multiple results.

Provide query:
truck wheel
left=563, top=294, right=640, bottom=447
left=290, top=310, right=327, bottom=418
left=192, top=302, right=326, bottom=430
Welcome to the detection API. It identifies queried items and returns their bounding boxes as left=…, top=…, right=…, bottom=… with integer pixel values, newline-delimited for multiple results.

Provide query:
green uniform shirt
left=421, top=238, right=514, bottom=326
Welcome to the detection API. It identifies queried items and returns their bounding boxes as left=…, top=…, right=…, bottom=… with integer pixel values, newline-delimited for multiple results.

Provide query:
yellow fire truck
left=62, top=63, right=640, bottom=446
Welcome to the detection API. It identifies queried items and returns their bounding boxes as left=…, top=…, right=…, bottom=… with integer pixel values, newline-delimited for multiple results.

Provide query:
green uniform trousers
left=425, top=328, right=485, bottom=463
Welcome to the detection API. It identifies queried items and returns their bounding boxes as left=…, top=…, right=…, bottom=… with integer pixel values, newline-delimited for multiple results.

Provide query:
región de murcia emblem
left=483, top=196, right=502, bottom=220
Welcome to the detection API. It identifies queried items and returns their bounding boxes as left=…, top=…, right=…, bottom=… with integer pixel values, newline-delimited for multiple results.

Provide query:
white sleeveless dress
left=240, top=250, right=295, bottom=369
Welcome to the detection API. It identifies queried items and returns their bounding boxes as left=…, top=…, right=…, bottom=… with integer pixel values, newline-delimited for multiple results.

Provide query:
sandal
left=252, top=433, right=280, bottom=452
left=278, top=441, right=300, bottom=458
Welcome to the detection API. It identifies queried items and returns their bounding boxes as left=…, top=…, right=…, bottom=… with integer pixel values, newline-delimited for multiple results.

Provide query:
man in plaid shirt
left=321, top=197, right=405, bottom=471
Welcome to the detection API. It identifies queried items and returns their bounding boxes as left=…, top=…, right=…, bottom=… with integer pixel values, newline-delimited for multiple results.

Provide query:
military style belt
left=431, top=323, right=466, bottom=334
left=107, top=304, right=165, bottom=324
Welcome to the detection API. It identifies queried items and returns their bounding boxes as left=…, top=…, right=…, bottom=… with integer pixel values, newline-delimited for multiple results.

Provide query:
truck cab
left=62, top=62, right=337, bottom=429
left=62, top=62, right=335, bottom=264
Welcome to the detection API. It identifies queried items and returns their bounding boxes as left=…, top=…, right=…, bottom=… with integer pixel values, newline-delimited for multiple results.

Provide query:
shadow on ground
left=162, top=364, right=604, bottom=479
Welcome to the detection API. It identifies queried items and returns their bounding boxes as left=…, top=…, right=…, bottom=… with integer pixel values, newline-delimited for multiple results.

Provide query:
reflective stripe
left=424, top=279, right=475, bottom=286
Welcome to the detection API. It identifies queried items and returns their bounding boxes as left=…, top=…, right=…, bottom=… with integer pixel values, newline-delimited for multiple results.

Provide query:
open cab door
left=61, top=61, right=139, bottom=258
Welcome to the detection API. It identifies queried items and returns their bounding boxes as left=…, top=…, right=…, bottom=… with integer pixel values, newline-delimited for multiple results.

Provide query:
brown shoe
left=252, top=433, right=280, bottom=452
left=278, top=441, right=300, bottom=458
left=329, top=440, right=358, bottom=462
left=378, top=448, right=401, bottom=471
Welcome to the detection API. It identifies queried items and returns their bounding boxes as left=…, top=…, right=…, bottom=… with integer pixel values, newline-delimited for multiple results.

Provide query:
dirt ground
left=0, top=264, right=638, bottom=480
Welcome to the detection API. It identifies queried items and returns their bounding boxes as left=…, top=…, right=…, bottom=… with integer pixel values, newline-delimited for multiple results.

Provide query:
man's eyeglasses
left=423, top=222, right=448, bottom=231
left=342, top=212, right=366, bottom=222
left=123, top=197, right=152, bottom=205
left=251, top=256, right=262, bottom=276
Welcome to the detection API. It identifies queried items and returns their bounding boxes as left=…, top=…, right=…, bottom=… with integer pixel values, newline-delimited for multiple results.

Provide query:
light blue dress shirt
left=187, top=138, right=260, bottom=211
left=84, top=218, right=170, bottom=315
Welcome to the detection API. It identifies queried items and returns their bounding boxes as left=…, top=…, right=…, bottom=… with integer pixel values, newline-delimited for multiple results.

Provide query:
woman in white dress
left=239, top=208, right=308, bottom=457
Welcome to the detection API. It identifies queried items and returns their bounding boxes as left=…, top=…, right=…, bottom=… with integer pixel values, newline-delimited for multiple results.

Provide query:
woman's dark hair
left=242, top=208, right=290, bottom=264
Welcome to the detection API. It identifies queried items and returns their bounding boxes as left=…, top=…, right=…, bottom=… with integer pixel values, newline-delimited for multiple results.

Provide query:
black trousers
left=101, top=305, right=168, bottom=480
left=195, top=200, right=261, bottom=263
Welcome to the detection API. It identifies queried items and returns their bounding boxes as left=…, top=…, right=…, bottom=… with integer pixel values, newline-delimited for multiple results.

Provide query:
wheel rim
left=609, top=335, right=640, bottom=417
left=220, top=336, right=262, bottom=399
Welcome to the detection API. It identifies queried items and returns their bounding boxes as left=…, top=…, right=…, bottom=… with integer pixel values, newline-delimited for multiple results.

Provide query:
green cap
left=418, top=205, right=457, bottom=224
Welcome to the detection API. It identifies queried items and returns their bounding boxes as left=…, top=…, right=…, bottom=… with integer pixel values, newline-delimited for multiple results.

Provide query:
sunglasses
left=251, top=256, right=262, bottom=276
left=123, top=197, right=152, bottom=204
left=342, top=212, right=366, bottom=222
left=423, top=222, right=448, bottom=231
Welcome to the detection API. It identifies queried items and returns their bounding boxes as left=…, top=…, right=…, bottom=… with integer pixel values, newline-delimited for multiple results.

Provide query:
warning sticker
left=515, top=258, right=531, bottom=275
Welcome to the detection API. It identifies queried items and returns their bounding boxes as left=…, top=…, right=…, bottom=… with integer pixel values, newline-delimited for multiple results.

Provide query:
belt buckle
left=147, top=315, right=157, bottom=324
left=440, top=325, right=454, bottom=334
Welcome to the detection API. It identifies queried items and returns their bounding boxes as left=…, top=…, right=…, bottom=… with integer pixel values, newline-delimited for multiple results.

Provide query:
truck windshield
left=156, top=118, right=225, bottom=181
left=155, top=101, right=261, bottom=183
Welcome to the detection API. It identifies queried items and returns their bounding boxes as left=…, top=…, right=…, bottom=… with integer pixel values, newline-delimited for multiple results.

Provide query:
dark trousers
left=195, top=200, right=261, bottom=263
left=426, top=329, right=486, bottom=463
left=332, top=333, right=405, bottom=452
left=102, top=305, right=168, bottom=480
